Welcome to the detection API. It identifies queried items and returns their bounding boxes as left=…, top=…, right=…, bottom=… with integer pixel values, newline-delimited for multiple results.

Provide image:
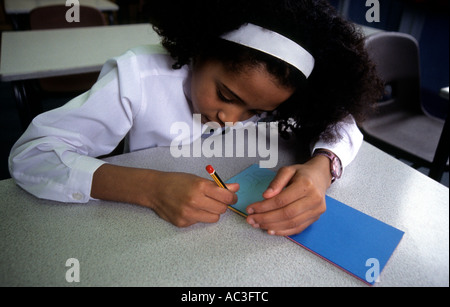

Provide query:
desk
left=0, top=134, right=448, bottom=287
left=0, top=24, right=161, bottom=129
left=0, top=24, right=160, bottom=81
left=4, top=0, right=119, bottom=29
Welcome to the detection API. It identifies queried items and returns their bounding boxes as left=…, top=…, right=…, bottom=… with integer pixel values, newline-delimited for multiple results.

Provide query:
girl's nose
left=217, top=107, right=251, bottom=126
left=218, top=110, right=238, bottom=125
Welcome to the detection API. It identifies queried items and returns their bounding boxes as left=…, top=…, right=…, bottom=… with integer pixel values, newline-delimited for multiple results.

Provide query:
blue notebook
left=226, top=164, right=404, bottom=285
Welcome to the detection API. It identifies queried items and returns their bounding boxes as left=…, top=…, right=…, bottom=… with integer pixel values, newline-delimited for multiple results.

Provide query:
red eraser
left=206, top=165, right=215, bottom=174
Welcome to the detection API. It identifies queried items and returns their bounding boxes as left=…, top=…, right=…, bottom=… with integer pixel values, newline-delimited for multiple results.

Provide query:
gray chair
left=360, top=32, right=448, bottom=181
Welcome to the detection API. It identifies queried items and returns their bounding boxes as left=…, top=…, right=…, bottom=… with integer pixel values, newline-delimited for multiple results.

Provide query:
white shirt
left=9, top=45, right=363, bottom=203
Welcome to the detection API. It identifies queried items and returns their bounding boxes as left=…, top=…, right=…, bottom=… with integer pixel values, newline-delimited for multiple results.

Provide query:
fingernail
left=268, top=230, right=276, bottom=236
left=247, top=207, right=254, bottom=214
left=265, top=188, right=274, bottom=194
left=247, top=218, right=259, bottom=228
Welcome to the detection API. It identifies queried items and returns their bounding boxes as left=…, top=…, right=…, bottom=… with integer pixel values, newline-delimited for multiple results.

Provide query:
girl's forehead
left=220, top=63, right=295, bottom=110
left=192, top=58, right=295, bottom=110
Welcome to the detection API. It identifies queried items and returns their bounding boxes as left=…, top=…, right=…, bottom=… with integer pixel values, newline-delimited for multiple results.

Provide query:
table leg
left=11, top=80, right=43, bottom=131
left=8, top=14, right=29, bottom=30
left=107, top=11, right=115, bottom=25
left=429, top=115, right=449, bottom=182
left=9, top=14, right=20, bottom=30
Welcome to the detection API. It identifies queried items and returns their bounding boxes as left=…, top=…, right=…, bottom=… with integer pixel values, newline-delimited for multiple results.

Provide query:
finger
left=225, top=183, right=240, bottom=193
left=199, top=197, right=230, bottom=215
left=182, top=197, right=229, bottom=225
left=247, top=196, right=310, bottom=227
left=262, top=166, right=296, bottom=199
left=267, top=216, right=320, bottom=237
left=250, top=208, right=321, bottom=237
left=181, top=206, right=223, bottom=225
left=154, top=203, right=221, bottom=227
left=204, top=182, right=238, bottom=205
left=246, top=183, right=305, bottom=215
left=195, top=211, right=223, bottom=224
left=260, top=210, right=319, bottom=233
left=248, top=194, right=326, bottom=232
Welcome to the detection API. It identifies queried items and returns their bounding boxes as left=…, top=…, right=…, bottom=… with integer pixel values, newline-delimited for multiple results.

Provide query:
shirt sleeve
left=8, top=50, right=142, bottom=203
left=311, top=115, right=364, bottom=169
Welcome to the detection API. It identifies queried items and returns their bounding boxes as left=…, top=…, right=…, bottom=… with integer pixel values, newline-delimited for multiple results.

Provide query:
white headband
left=221, top=23, right=315, bottom=78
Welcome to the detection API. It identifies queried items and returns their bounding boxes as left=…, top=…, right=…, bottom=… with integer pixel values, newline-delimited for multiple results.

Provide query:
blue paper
left=226, top=164, right=405, bottom=285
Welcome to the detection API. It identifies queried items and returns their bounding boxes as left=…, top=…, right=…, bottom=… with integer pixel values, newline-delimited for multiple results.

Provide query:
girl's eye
left=217, top=89, right=234, bottom=103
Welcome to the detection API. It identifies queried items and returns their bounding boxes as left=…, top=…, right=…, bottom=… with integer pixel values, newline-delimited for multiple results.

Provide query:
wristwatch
left=313, top=149, right=343, bottom=183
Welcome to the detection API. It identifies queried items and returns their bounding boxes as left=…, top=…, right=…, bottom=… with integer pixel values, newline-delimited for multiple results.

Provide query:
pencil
left=205, top=165, right=247, bottom=218
left=205, top=165, right=227, bottom=189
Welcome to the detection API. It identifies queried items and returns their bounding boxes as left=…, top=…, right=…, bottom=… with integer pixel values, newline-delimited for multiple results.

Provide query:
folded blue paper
left=226, top=164, right=404, bottom=285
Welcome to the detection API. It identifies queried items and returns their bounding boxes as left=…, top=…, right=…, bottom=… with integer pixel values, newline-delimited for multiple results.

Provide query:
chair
left=29, top=5, right=107, bottom=93
left=30, top=4, right=107, bottom=30
left=360, top=32, right=448, bottom=181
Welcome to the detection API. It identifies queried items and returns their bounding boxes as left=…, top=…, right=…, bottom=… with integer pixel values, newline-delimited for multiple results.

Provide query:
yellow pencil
left=205, top=165, right=247, bottom=217
left=206, top=165, right=227, bottom=189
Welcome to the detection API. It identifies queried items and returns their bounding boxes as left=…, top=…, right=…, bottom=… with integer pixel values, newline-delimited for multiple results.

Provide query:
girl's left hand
left=245, top=156, right=332, bottom=236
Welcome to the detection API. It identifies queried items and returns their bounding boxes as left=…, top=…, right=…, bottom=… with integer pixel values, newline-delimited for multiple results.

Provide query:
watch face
left=313, top=149, right=343, bottom=182
left=331, top=156, right=343, bottom=179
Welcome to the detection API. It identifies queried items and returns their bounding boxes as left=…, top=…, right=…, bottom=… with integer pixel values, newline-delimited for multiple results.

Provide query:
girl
left=9, top=0, right=382, bottom=236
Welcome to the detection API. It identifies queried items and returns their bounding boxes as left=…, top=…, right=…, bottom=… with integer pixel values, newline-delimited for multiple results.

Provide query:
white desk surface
left=4, top=0, right=119, bottom=14
left=0, top=24, right=161, bottom=82
left=0, top=135, right=448, bottom=287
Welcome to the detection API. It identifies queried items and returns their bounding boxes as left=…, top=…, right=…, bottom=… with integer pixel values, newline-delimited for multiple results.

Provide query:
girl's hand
left=92, top=164, right=239, bottom=228
left=245, top=156, right=332, bottom=236
left=146, top=172, right=240, bottom=228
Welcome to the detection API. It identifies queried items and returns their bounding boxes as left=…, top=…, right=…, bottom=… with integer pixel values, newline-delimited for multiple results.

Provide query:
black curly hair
left=146, top=0, right=383, bottom=146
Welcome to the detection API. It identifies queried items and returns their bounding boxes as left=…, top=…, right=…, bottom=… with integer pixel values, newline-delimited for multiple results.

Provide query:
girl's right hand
left=144, top=171, right=240, bottom=227
left=91, top=164, right=238, bottom=228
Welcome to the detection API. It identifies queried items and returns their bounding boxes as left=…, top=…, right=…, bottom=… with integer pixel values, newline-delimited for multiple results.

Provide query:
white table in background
left=0, top=24, right=160, bottom=129
left=0, top=24, right=160, bottom=81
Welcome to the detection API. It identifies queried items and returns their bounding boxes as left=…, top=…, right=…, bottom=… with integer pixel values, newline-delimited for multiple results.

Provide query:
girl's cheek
left=195, top=94, right=218, bottom=114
